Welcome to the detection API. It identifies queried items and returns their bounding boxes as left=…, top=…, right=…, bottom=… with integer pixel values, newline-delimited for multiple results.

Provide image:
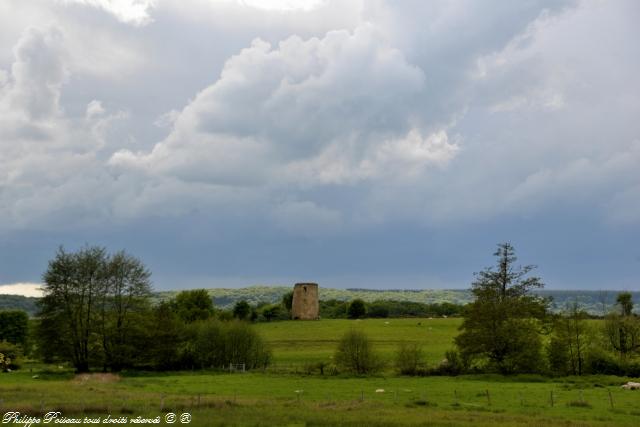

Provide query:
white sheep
left=621, top=382, right=640, bottom=390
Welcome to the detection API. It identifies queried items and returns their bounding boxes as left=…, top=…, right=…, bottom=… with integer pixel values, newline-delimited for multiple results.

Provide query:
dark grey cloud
left=0, top=0, right=638, bottom=290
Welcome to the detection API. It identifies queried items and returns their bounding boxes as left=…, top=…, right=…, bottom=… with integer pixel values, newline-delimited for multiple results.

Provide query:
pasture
left=2, top=318, right=639, bottom=426
left=256, top=317, right=460, bottom=365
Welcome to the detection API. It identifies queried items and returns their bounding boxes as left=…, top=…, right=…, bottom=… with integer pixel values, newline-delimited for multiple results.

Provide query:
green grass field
left=256, top=317, right=460, bottom=365
left=2, top=318, right=640, bottom=426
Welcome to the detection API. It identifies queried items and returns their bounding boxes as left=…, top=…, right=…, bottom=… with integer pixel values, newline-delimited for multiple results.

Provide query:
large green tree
left=454, top=243, right=548, bottom=374
left=99, top=251, right=152, bottom=371
left=172, top=289, right=214, bottom=323
left=38, top=246, right=152, bottom=372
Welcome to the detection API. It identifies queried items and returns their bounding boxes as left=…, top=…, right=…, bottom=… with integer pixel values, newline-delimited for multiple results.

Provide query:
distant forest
left=3, top=287, right=637, bottom=317
left=0, top=294, right=39, bottom=316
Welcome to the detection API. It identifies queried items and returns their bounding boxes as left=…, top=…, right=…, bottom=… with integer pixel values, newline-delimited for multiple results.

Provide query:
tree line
left=0, top=246, right=270, bottom=373
left=1, top=243, right=638, bottom=376
left=328, top=243, right=640, bottom=377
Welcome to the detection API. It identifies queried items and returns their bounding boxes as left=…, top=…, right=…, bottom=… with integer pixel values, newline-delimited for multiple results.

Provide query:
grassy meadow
left=256, top=317, right=460, bottom=365
left=2, top=318, right=640, bottom=426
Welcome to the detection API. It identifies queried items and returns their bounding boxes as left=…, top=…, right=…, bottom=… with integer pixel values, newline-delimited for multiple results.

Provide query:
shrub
left=395, top=342, right=426, bottom=375
left=334, top=329, right=381, bottom=374
left=193, top=319, right=271, bottom=370
left=232, top=300, right=251, bottom=320
left=367, top=303, right=389, bottom=318
left=432, top=350, right=465, bottom=376
left=0, top=341, right=22, bottom=371
left=347, top=299, right=366, bottom=319
left=224, top=320, right=271, bottom=369
left=585, top=349, right=622, bottom=376
left=260, top=304, right=286, bottom=322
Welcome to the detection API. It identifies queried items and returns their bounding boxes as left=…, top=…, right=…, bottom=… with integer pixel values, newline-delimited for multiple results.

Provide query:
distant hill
left=0, top=294, right=39, bottom=316
left=3, top=287, right=638, bottom=316
left=156, top=286, right=639, bottom=315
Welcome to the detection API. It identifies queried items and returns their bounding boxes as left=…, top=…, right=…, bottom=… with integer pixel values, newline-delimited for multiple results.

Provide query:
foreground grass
left=2, top=318, right=633, bottom=426
left=2, top=368, right=640, bottom=426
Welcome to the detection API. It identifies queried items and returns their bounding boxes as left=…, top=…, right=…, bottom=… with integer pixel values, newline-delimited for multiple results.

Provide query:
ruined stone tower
left=291, top=283, right=319, bottom=320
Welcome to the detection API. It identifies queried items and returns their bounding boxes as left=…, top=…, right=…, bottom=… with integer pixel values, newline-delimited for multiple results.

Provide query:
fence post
left=608, top=389, right=614, bottom=409
left=360, top=390, right=364, bottom=402
left=486, top=389, right=491, bottom=406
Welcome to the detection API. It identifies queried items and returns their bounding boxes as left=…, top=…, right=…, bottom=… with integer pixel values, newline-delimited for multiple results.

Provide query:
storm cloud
left=1, top=0, right=638, bottom=290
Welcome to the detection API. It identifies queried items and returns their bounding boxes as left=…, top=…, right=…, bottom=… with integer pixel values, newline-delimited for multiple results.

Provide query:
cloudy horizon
left=1, top=0, right=639, bottom=293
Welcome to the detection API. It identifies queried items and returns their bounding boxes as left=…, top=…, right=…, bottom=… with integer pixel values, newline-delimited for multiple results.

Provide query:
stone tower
left=291, top=283, right=319, bottom=320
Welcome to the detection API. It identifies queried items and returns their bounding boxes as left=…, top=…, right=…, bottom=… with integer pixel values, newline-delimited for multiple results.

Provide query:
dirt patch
left=73, top=373, right=121, bottom=384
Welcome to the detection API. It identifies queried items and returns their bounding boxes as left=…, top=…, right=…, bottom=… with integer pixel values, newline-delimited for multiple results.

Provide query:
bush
left=334, top=329, right=381, bottom=374
left=232, top=300, right=251, bottom=320
left=395, top=342, right=426, bottom=375
left=259, top=304, right=287, bottom=322
left=319, top=300, right=348, bottom=318
left=367, top=303, right=389, bottom=318
left=347, top=299, right=366, bottom=319
left=432, top=350, right=465, bottom=376
left=193, top=319, right=271, bottom=370
left=585, top=349, right=622, bottom=376
left=0, top=341, right=22, bottom=371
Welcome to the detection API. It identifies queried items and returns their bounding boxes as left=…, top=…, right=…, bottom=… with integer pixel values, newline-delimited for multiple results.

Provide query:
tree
left=145, top=301, right=186, bottom=370
left=173, top=290, right=214, bottom=323
left=335, top=329, right=380, bottom=374
left=38, top=246, right=153, bottom=372
left=233, top=300, right=251, bottom=320
left=99, top=251, right=152, bottom=371
left=548, top=301, right=590, bottom=375
left=39, top=246, right=108, bottom=372
left=605, top=292, right=640, bottom=359
left=260, top=304, right=281, bottom=322
left=367, top=302, right=390, bottom=318
left=616, top=292, right=634, bottom=316
left=0, top=310, right=29, bottom=347
left=281, top=291, right=293, bottom=316
left=454, top=243, right=548, bottom=374
left=347, top=299, right=366, bottom=319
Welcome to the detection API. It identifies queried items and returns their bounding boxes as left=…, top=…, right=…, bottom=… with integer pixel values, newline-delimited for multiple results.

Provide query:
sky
left=0, top=0, right=639, bottom=294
